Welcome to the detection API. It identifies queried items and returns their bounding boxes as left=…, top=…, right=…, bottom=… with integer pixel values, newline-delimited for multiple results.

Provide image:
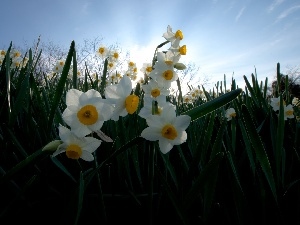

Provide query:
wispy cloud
left=276, top=5, right=300, bottom=22
left=80, top=2, right=91, bottom=15
left=267, top=0, right=285, bottom=13
left=235, top=6, right=246, bottom=22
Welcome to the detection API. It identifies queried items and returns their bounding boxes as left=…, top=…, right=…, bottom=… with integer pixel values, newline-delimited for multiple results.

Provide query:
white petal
left=58, top=125, right=72, bottom=142
left=66, top=89, right=82, bottom=106
left=67, top=105, right=79, bottom=112
left=62, top=108, right=76, bottom=126
left=81, top=137, right=102, bottom=152
left=146, top=115, right=163, bottom=128
left=85, top=89, right=101, bottom=98
left=119, top=76, right=132, bottom=95
left=161, top=105, right=176, bottom=122
left=80, top=152, right=94, bottom=161
left=158, top=138, right=173, bottom=154
left=99, top=103, right=115, bottom=121
left=79, top=92, right=89, bottom=104
left=72, top=125, right=92, bottom=137
left=170, top=130, right=187, bottom=145
left=88, top=121, right=104, bottom=132
left=119, top=108, right=128, bottom=117
left=111, top=100, right=126, bottom=119
left=52, top=144, right=67, bottom=157
left=141, top=127, right=161, bottom=141
left=173, top=115, right=191, bottom=130
left=138, top=107, right=151, bottom=119
left=87, top=97, right=105, bottom=106
left=105, top=84, right=119, bottom=99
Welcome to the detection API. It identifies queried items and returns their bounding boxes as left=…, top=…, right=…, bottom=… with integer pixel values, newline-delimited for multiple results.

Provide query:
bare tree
left=269, top=63, right=300, bottom=98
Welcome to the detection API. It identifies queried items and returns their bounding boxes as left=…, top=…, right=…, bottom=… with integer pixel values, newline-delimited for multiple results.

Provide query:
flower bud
left=174, top=62, right=186, bottom=70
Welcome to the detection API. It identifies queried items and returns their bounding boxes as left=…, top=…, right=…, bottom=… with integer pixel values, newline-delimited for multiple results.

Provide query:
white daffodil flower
left=53, top=125, right=102, bottom=161
left=284, top=104, right=294, bottom=120
left=162, top=25, right=184, bottom=44
left=141, top=105, right=191, bottom=154
left=142, top=79, right=170, bottom=101
left=62, top=89, right=114, bottom=137
left=270, top=97, right=286, bottom=111
left=138, top=96, right=175, bottom=119
left=105, top=75, right=139, bottom=121
left=96, top=45, right=108, bottom=60
left=225, top=108, right=236, bottom=121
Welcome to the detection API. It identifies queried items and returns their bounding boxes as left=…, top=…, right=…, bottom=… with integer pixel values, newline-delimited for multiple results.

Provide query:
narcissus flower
left=142, top=79, right=170, bottom=102
left=53, top=125, right=101, bottom=161
left=138, top=97, right=175, bottom=119
left=109, top=49, right=120, bottom=62
left=105, top=76, right=140, bottom=121
left=140, top=62, right=153, bottom=75
left=170, top=39, right=187, bottom=56
left=141, top=105, right=191, bottom=154
left=96, top=45, right=108, bottom=59
left=292, top=97, right=299, bottom=106
left=62, top=89, right=114, bottom=137
left=10, top=49, right=22, bottom=59
left=225, top=108, right=236, bottom=121
left=0, top=50, right=6, bottom=59
left=270, top=97, right=286, bottom=111
left=284, top=104, right=294, bottom=120
left=163, top=25, right=184, bottom=44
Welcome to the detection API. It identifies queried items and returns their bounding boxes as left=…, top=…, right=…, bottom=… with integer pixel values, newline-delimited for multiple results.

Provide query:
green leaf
left=100, top=58, right=108, bottom=96
left=0, top=149, right=49, bottom=184
left=184, top=152, right=224, bottom=209
left=238, top=119, right=256, bottom=175
left=159, top=150, right=178, bottom=190
left=275, top=94, right=285, bottom=186
left=8, top=50, right=32, bottom=126
left=74, top=171, right=85, bottom=225
left=84, top=136, right=145, bottom=187
left=72, top=48, right=78, bottom=89
left=47, top=41, right=75, bottom=129
left=155, top=164, right=190, bottom=225
left=182, top=88, right=242, bottom=121
left=241, top=104, right=278, bottom=203
left=50, top=156, right=77, bottom=183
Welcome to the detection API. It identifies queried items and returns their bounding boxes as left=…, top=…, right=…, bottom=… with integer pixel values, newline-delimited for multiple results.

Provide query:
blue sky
left=1, top=0, right=300, bottom=91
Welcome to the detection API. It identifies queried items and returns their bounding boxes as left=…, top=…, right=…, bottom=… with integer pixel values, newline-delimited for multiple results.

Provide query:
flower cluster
left=0, top=48, right=28, bottom=69
left=182, top=87, right=206, bottom=104
left=52, top=73, right=143, bottom=161
left=48, top=26, right=191, bottom=161
left=270, top=97, right=295, bottom=120
left=50, top=25, right=192, bottom=161
left=139, top=25, right=191, bottom=154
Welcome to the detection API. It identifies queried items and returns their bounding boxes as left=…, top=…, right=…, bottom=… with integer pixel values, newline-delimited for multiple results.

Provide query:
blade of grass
left=0, top=149, right=49, bottom=184
left=184, top=152, right=224, bottom=209
left=8, top=49, right=32, bottom=126
left=47, top=41, right=75, bottom=130
left=182, top=88, right=242, bottom=121
left=155, top=164, right=190, bottom=225
left=241, top=104, right=278, bottom=204
left=50, top=156, right=77, bottom=183
left=74, top=171, right=84, bottom=225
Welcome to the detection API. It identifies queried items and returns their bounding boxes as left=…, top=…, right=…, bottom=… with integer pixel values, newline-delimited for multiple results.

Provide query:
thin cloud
left=80, top=2, right=91, bottom=15
left=267, top=0, right=285, bottom=13
left=276, top=5, right=300, bottom=22
left=235, top=7, right=246, bottom=22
